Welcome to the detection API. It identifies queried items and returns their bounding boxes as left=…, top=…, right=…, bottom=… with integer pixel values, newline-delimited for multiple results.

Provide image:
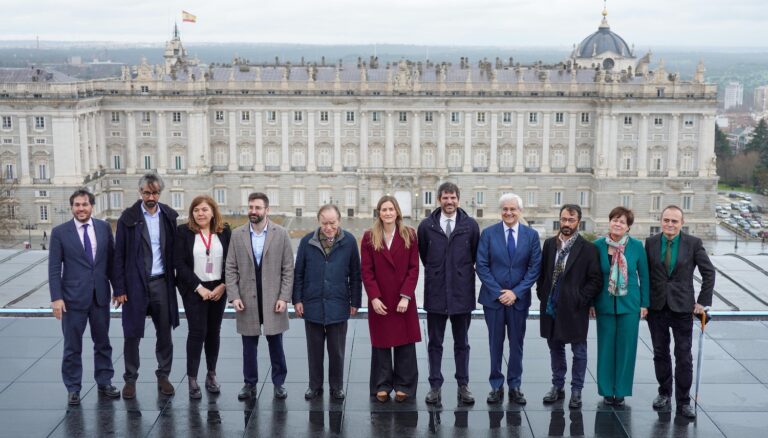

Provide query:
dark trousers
left=426, top=312, right=472, bottom=388
left=183, top=280, right=226, bottom=378
left=547, top=338, right=588, bottom=391
left=305, top=320, right=347, bottom=391
left=61, top=294, right=114, bottom=392
left=484, top=305, right=527, bottom=389
left=123, top=277, right=173, bottom=382
left=370, top=344, right=418, bottom=395
left=242, top=333, right=287, bottom=386
left=647, top=306, right=693, bottom=404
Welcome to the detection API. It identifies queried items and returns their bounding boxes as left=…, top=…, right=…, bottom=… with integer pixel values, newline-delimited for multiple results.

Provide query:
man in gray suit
left=226, top=192, right=294, bottom=400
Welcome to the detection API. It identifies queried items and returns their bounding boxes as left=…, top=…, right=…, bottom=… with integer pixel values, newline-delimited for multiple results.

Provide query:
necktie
left=664, top=239, right=673, bottom=274
left=83, top=224, right=94, bottom=266
left=445, top=219, right=452, bottom=238
left=507, top=228, right=516, bottom=260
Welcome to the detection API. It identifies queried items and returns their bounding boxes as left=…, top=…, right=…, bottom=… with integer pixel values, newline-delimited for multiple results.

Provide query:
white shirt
left=503, top=222, right=519, bottom=247
left=440, top=212, right=457, bottom=236
left=75, top=218, right=97, bottom=258
left=193, top=233, right=224, bottom=282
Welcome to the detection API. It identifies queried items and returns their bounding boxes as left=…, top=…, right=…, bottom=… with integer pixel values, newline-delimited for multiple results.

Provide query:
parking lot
left=716, top=191, right=767, bottom=240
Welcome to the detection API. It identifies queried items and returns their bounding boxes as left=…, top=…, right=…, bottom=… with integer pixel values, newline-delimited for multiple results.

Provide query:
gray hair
left=498, top=193, right=524, bottom=210
left=137, top=172, right=165, bottom=192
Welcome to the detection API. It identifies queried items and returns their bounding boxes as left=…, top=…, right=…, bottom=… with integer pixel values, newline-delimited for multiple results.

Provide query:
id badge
left=205, top=257, right=213, bottom=274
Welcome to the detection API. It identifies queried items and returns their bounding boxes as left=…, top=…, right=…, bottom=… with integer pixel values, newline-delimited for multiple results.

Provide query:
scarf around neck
left=606, top=234, right=629, bottom=297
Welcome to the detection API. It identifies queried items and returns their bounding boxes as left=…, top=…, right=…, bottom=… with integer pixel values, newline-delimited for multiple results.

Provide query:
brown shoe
left=376, top=391, right=390, bottom=402
left=395, top=391, right=408, bottom=403
left=122, top=382, right=136, bottom=399
left=157, top=376, right=175, bottom=396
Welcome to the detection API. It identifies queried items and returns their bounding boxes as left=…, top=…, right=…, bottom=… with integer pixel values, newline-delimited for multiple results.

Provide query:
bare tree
left=0, top=180, right=20, bottom=243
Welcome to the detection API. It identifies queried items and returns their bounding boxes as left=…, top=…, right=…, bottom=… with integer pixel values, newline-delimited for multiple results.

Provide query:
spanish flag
left=182, top=11, right=197, bottom=23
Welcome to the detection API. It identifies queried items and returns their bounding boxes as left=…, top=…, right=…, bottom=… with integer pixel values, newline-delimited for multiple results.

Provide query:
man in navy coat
left=48, top=189, right=120, bottom=405
left=477, top=193, right=542, bottom=404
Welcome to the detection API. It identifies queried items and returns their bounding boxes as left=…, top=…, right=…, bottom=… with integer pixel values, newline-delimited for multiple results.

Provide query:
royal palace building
left=0, top=10, right=718, bottom=237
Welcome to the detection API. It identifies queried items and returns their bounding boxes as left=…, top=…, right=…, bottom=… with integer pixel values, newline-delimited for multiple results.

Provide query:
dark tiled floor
left=0, top=316, right=765, bottom=437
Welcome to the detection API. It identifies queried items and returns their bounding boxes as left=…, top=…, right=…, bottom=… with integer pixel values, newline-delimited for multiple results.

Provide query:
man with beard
left=113, top=173, right=179, bottom=399
left=537, top=204, right=602, bottom=409
left=225, top=192, right=294, bottom=400
left=418, top=182, right=480, bottom=405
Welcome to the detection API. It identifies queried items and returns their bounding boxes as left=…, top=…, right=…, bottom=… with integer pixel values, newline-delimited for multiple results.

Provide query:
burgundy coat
left=361, top=228, right=422, bottom=348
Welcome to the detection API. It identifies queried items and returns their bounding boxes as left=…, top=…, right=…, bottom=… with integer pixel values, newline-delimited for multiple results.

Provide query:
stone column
left=157, top=111, right=167, bottom=173
left=607, top=114, right=618, bottom=177
left=463, top=111, right=472, bottom=172
left=126, top=111, right=136, bottom=174
left=437, top=111, right=446, bottom=168
left=52, top=116, right=80, bottom=184
left=541, top=112, right=551, bottom=172
left=97, top=112, right=107, bottom=169
left=567, top=112, right=576, bottom=172
left=359, top=111, right=368, bottom=168
left=515, top=112, right=524, bottom=172
left=490, top=111, right=498, bottom=173
left=333, top=111, right=342, bottom=172
left=18, top=115, right=30, bottom=183
left=385, top=111, right=394, bottom=167
left=281, top=111, right=290, bottom=172
left=88, top=113, right=98, bottom=173
left=308, top=111, right=316, bottom=171
left=700, top=114, right=716, bottom=177
left=668, top=114, right=679, bottom=177
left=255, top=110, right=264, bottom=171
left=79, top=116, right=90, bottom=175
left=638, top=113, right=649, bottom=177
left=411, top=111, right=420, bottom=168
left=228, top=111, right=238, bottom=171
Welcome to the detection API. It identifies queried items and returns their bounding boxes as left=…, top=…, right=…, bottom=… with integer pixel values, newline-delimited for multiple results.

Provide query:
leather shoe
left=603, top=396, right=615, bottom=405
left=188, top=378, right=202, bottom=400
left=395, top=391, right=408, bottom=402
left=68, top=391, right=80, bottom=406
left=205, top=372, right=220, bottom=393
left=304, top=387, right=323, bottom=400
left=543, top=386, right=565, bottom=403
left=98, top=384, right=120, bottom=398
left=486, top=387, right=504, bottom=404
left=425, top=387, right=441, bottom=404
left=330, top=389, right=346, bottom=400
left=653, top=394, right=671, bottom=409
left=569, top=389, right=582, bottom=409
left=238, top=384, right=256, bottom=400
left=274, top=385, right=288, bottom=399
left=677, top=403, right=696, bottom=419
left=157, top=376, right=175, bottom=396
left=122, top=382, right=136, bottom=400
left=614, top=397, right=625, bottom=406
left=457, top=385, right=475, bottom=405
left=509, top=388, right=527, bottom=405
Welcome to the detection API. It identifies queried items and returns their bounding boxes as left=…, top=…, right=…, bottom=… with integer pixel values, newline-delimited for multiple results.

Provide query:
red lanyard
left=199, top=231, right=213, bottom=256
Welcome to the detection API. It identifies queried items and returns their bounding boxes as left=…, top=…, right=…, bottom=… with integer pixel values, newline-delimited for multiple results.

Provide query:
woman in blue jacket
left=292, top=204, right=362, bottom=401
left=591, top=206, right=649, bottom=406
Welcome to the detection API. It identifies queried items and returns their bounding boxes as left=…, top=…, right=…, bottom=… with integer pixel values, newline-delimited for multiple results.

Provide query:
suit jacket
left=174, top=224, right=231, bottom=297
left=476, top=222, right=542, bottom=311
left=645, top=232, right=715, bottom=313
left=537, top=234, right=603, bottom=343
left=48, top=218, right=114, bottom=310
left=593, top=236, right=650, bottom=315
left=225, top=220, right=294, bottom=336
left=361, top=228, right=421, bottom=348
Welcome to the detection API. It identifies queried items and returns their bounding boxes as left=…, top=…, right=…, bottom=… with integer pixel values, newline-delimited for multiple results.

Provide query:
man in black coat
left=417, top=182, right=480, bottom=405
left=537, top=204, right=602, bottom=409
left=645, top=205, right=715, bottom=419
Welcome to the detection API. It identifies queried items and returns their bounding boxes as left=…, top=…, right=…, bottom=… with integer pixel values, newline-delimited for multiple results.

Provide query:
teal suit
left=593, top=236, right=649, bottom=398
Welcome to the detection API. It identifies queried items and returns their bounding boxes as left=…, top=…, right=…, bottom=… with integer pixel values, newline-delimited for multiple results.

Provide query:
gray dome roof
left=576, top=18, right=632, bottom=58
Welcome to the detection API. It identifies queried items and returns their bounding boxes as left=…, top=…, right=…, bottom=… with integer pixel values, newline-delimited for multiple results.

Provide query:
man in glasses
left=113, top=173, right=180, bottom=399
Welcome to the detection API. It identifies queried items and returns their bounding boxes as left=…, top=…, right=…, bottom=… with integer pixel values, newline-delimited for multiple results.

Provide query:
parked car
left=729, top=192, right=739, bottom=198
left=750, top=221, right=761, bottom=228
left=749, top=229, right=760, bottom=238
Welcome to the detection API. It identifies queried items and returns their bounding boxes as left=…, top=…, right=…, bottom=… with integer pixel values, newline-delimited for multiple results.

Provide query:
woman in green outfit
left=591, top=207, right=649, bottom=406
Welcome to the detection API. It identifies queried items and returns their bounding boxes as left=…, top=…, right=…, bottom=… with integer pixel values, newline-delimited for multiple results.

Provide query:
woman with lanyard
left=174, top=195, right=231, bottom=399
left=590, top=206, right=649, bottom=406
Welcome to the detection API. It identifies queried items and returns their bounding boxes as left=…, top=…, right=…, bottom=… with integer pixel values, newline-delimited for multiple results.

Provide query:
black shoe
left=98, top=384, right=120, bottom=398
left=569, top=389, right=582, bottom=409
left=68, top=391, right=80, bottom=406
left=653, top=394, right=671, bottom=409
left=509, top=388, right=527, bottom=405
left=304, top=387, right=323, bottom=400
left=425, top=387, right=441, bottom=404
left=457, top=385, right=475, bottom=405
left=238, top=384, right=256, bottom=400
left=274, top=385, right=288, bottom=400
left=486, top=387, right=504, bottom=404
left=614, top=397, right=625, bottom=406
left=330, top=389, right=346, bottom=400
left=677, top=404, right=696, bottom=419
left=603, top=396, right=615, bottom=406
left=543, top=386, right=565, bottom=404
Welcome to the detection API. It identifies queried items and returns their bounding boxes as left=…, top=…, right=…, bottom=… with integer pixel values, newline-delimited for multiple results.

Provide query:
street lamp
left=26, top=219, right=31, bottom=249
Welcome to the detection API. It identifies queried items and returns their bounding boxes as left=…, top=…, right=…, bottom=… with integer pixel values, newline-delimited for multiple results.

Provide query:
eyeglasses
left=559, top=217, right=578, bottom=224
left=141, top=191, right=161, bottom=197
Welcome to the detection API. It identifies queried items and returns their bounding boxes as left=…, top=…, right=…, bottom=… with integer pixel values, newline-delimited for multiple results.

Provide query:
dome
left=575, top=16, right=632, bottom=58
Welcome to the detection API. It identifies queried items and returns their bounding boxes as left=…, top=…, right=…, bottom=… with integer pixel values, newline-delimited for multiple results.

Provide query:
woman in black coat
left=174, top=195, right=231, bottom=399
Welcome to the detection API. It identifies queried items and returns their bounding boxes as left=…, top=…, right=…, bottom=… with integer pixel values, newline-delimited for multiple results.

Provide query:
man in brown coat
left=226, top=192, right=294, bottom=400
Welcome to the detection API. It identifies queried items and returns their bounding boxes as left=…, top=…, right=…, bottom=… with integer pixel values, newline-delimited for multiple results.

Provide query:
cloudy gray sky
left=6, top=0, right=766, bottom=47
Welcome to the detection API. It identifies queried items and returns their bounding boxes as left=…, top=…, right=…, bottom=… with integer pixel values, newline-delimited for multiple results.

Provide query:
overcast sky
left=6, top=0, right=767, bottom=47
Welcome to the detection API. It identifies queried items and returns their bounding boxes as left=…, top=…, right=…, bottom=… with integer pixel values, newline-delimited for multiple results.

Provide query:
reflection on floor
left=1, top=317, right=767, bottom=437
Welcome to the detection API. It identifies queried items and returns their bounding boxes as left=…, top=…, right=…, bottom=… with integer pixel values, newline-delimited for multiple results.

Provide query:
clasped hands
left=196, top=284, right=226, bottom=301
left=499, top=289, right=517, bottom=306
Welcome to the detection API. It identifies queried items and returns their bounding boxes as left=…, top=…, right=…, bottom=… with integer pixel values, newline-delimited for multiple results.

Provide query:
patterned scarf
left=545, top=233, right=578, bottom=318
left=606, top=234, right=629, bottom=297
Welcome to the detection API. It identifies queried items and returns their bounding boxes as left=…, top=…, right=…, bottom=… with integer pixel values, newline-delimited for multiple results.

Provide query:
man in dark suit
left=418, top=182, right=481, bottom=405
left=113, top=173, right=179, bottom=399
left=48, top=189, right=120, bottom=405
left=477, top=193, right=542, bottom=405
left=537, top=204, right=602, bottom=409
left=645, top=205, right=715, bottom=419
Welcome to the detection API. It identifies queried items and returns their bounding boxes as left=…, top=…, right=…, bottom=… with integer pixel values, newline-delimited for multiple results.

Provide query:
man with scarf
left=537, top=204, right=602, bottom=409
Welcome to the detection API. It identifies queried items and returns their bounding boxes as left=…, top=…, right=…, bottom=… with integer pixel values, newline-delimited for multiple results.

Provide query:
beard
left=249, top=214, right=264, bottom=224
left=143, top=200, right=157, bottom=209
left=560, top=225, right=576, bottom=236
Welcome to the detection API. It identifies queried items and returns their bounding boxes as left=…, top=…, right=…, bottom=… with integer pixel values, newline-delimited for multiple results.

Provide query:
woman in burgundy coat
left=361, top=195, right=421, bottom=402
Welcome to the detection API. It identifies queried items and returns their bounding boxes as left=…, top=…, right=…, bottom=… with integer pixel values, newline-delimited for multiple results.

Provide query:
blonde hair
left=186, top=195, right=224, bottom=234
left=369, top=195, right=414, bottom=251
